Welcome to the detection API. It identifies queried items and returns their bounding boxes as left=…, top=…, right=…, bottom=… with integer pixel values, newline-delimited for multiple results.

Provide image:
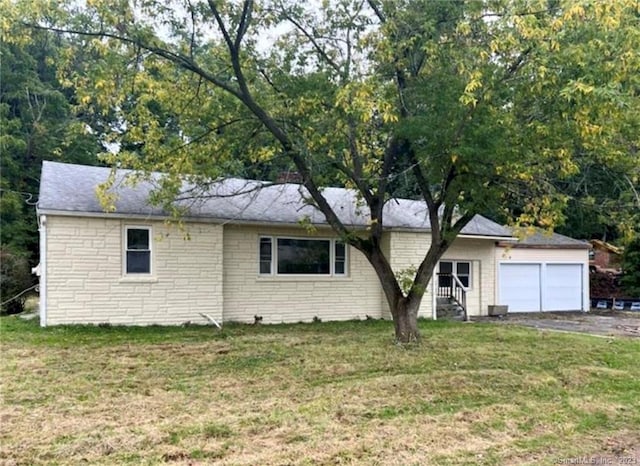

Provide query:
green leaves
left=621, top=237, right=640, bottom=296
left=0, top=27, right=103, bottom=268
left=17, top=0, right=637, bottom=236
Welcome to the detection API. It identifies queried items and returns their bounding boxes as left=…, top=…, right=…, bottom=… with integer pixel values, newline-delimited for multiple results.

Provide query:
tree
left=621, top=237, right=640, bottom=297
left=10, top=0, right=640, bottom=342
left=0, top=30, right=103, bottom=258
left=553, top=149, right=639, bottom=243
left=0, top=247, right=33, bottom=314
left=488, top=161, right=640, bottom=243
left=0, top=27, right=105, bottom=310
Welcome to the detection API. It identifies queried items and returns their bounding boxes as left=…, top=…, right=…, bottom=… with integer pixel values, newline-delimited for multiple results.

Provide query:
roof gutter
left=36, top=208, right=359, bottom=229
left=37, top=208, right=516, bottom=240
left=457, top=234, right=518, bottom=241
left=496, top=241, right=590, bottom=250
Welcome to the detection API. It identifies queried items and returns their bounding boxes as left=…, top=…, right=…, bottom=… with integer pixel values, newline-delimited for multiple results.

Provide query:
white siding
left=383, top=232, right=496, bottom=318
left=495, top=246, right=589, bottom=263
left=441, top=239, right=497, bottom=317
left=222, top=225, right=383, bottom=323
left=45, top=216, right=223, bottom=326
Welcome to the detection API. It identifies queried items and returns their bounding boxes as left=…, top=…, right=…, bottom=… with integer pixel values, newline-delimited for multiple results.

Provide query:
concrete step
left=436, top=299, right=466, bottom=321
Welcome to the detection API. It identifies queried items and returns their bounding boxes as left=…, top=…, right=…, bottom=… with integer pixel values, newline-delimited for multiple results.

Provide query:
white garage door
left=499, top=264, right=541, bottom=312
left=498, top=263, right=583, bottom=312
left=545, top=264, right=583, bottom=311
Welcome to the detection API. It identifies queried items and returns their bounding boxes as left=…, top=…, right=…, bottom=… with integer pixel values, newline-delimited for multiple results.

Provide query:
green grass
left=1, top=316, right=639, bottom=465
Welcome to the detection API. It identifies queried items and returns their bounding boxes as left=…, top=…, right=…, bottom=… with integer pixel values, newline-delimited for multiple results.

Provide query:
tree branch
left=23, top=22, right=245, bottom=101
left=346, top=119, right=374, bottom=205
left=438, top=164, right=458, bottom=207
left=187, top=0, right=197, bottom=59
left=366, top=0, right=386, bottom=23
left=207, top=0, right=236, bottom=53
left=624, top=174, right=640, bottom=208
left=281, top=12, right=342, bottom=75
left=234, top=0, right=253, bottom=51
left=410, top=155, right=440, bottom=241
left=370, top=136, right=400, bottom=239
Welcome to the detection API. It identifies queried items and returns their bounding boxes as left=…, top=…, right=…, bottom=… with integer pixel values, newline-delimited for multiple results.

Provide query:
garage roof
left=499, top=229, right=590, bottom=249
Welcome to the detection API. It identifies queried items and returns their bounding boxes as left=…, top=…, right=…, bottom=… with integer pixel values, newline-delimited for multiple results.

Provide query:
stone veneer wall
left=44, top=216, right=223, bottom=325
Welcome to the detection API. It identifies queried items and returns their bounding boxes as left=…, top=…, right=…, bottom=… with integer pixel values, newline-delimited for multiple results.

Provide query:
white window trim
left=123, top=225, right=153, bottom=277
left=258, top=235, right=348, bottom=277
left=438, top=260, right=472, bottom=290
left=333, top=241, right=347, bottom=277
left=258, top=236, right=274, bottom=275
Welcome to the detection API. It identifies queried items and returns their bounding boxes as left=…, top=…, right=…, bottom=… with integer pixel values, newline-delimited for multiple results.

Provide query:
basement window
left=125, top=226, right=151, bottom=274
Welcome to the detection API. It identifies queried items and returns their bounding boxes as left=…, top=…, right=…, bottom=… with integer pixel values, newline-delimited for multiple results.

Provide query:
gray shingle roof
left=38, top=161, right=514, bottom=238
left=501, top=228, right=590, bottom=249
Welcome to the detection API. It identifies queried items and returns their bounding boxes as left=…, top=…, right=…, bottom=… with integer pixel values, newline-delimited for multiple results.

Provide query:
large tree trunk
left=366, top=242, right=437, bottom=344
left=391, top=297, right=421, bottom=343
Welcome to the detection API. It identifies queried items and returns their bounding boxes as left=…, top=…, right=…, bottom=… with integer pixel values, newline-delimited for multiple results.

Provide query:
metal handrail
left=451, top=274, right=468, bottom=321
left=436, top=273, right=468, bottom=320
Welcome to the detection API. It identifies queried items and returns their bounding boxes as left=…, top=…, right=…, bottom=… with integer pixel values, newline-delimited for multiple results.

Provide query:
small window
left=125, top=227, right=151, bottom=274
left=334, top=242, right=346, bottom=275
left=259, top=237, right=272, bottom=274
left=438, top=260, right=470, bottom=288
left=456, top=262, right=470, bottom=288
left=438, top=261, right=453, bottom=287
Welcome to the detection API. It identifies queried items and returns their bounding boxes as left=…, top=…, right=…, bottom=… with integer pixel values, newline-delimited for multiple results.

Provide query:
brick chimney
left=276, top=171, right=303, bottom=184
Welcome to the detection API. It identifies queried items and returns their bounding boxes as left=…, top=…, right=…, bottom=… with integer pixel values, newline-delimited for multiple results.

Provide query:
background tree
left=0, top=248, right=33, bottom=314
left=9, top=0, right=640, bottom=340
left=621, top=237, right=640, bottom=297
left=0, top=28, right=103, bottom=312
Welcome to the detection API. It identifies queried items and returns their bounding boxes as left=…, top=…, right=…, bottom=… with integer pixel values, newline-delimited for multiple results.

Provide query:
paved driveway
left=482, top=312, right=640, bottom=338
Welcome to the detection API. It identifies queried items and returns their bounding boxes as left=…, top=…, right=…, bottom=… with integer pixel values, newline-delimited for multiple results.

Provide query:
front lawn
left=1, top=317, right=639, bottom=465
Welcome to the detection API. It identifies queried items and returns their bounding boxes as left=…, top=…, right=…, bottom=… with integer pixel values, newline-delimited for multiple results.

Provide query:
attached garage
left=496, top=231, right=590, bottom=313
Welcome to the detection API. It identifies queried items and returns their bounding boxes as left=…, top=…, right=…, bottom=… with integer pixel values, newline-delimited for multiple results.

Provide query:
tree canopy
left=0, top=25, right=105, bottom=312
left=621, top=237, right=640, bottom=297
left=1, top=29, right=103, bottom=250
left=5, top=0, right=640, bottom=339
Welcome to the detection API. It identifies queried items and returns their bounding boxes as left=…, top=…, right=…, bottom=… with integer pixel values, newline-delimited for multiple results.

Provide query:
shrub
left=0, top=247, right=34, bottom=314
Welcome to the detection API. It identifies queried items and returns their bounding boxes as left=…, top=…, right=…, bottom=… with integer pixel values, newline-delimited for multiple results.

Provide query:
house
left=589, top=239, right=623, bottom=272
left=36, top=161, right=590, bottom=327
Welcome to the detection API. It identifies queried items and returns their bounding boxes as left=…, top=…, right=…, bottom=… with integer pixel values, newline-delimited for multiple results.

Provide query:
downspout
left=432, top=267, right=437, bottom=320
left=477, top=259, right=482, bottom=317
left=38, top=214, right=47, bottom=327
